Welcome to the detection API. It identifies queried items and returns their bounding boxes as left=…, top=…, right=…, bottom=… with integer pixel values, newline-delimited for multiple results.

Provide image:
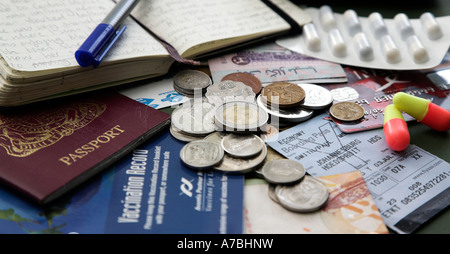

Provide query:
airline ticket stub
left=266, top=114, right=449, bottom=234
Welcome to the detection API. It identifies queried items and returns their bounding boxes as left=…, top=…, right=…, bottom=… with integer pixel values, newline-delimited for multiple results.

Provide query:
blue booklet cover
left=0, top=130, right=244, bottom=234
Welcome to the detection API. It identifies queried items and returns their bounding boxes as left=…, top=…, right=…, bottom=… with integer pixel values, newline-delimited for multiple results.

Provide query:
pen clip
left=93, top=25, right=127, bottom=68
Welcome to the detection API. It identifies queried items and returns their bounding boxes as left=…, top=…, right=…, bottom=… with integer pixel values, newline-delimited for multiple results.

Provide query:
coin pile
left=214, top=133, right=267, bottom=173
left=168, top=69, right=355, bottom=215
left=269, top=175, right=329, bottom=213
left=256, top=158, right=329, bottom=213
left=258, top=82, right=334, bottom=125
left=173, top=70, right=212, bottom=97
left=170, top=98, right=216, bottom=142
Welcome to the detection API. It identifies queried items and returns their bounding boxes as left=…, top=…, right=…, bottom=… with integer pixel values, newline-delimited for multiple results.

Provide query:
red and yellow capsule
left=383, top=104, right=410, bottom=151
left=393, top=92, right=450, bottom=132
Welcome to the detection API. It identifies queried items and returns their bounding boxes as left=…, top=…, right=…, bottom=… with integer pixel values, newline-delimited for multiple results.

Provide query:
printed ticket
left=266, top=114, right=450, bottom=234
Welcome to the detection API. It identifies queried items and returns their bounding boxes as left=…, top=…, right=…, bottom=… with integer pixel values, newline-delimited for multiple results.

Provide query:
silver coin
left=297, top=83, right=333, bottom=109
left=173, top=70, right=212, bottom=95
left=221, top=134, right=264, bottom=158
left=261, top=159, right=306, bottom=184
left=256, top=95, right=313, bottom=123
left=180, top=140, right=224, bottom=170
left=275, top=175, right=329, bottom=212
left=206, top=80, right=255, bottom=106
left=214, top=101, right=268, bottom=133
left=214, top=143, right=267, bottom=174
left=171, top=99, right=216, bottom=136
left=170, top=124, right=205, bottom=142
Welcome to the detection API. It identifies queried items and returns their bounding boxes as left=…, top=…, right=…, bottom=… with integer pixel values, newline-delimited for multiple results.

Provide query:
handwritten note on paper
left=0, top=0, right=168, bottom=72
left=132, top=0, right=292, bottom=57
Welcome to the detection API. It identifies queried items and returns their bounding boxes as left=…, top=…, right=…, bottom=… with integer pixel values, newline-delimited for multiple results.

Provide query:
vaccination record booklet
left=0, top=130, right=244, bottom=234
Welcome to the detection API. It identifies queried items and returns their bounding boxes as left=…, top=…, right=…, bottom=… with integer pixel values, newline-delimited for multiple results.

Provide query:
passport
left=0, top=92, right=170, bottom=204
left=0, top=130, right=244, bottom=234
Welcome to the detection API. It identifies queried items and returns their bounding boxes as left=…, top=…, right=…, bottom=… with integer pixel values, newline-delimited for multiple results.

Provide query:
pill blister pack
left=277, top=6, right=450, bottom=70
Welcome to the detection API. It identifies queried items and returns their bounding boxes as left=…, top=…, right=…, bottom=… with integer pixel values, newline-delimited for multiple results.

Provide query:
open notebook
left=0, top=0, right=311, bottom=107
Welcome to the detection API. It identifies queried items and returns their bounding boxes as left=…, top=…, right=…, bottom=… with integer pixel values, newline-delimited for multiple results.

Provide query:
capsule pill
left=319, top=5, right=337, bottom=31
left=369, top=12, right=388, bottom=38
left=353, top=32, right=373, bottom=61
left=303, top=23, right=321, bottom=51
left=420, top=12, right=443, bottom=40
left=343, top=9, right=362, bottom=36
left=394, top=13, right=415, bottom=40
left=407, top=35, right=429, bottom=63
left=328, top=28, right=346, bottom=57
left=380, top=35, right=401, bottom=63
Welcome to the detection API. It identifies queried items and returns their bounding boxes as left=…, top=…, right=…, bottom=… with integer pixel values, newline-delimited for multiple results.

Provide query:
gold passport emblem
left=0, top=101, right=106, bottom=157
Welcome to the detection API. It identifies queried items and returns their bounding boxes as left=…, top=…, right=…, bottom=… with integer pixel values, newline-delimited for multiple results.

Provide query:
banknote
left=208, top=42, right=347, bottom=85
left=244, top=170, right=389, bottom=234
left=322, top=66, right=450, bottom=133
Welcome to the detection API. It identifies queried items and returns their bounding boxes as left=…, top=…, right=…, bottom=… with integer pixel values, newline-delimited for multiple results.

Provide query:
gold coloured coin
left=329, top=101, right=365, bottom=121
left=214, top=101, right=268, bottom=132
left=261, top=82, right=305, bottom=108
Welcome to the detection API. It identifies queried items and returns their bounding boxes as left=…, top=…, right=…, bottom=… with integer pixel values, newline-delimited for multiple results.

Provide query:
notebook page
left=131, top=0, right=292, bottom=58
left=0, top=0, right=168, bottom=72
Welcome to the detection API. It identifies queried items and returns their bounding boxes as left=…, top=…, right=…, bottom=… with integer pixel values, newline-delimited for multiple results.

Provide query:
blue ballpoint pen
left=75, top=0, right=140, bottom=68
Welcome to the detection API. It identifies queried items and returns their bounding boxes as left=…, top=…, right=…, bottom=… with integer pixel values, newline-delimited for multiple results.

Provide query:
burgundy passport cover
left=0, top=92, right=170, bottom=204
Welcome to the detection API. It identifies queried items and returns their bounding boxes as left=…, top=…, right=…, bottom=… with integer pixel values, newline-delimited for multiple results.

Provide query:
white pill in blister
left=328, top=28, right=346, bottom=57
left=380, top=35, right=401, bottom=63
left=353, top=33, right=373, bottom=61
left=394, top=13, right=415, bottom=40
left=407, top=35, right=429, bottom=63
left=420, top=12, right=443, bottom=40
left=303, top=23, right=321, bottom=51
left=319, top=5, right=337, bottom=31
left=369, top=12, right=388, bottom=38
left=343, top=9, right=362, bottom=36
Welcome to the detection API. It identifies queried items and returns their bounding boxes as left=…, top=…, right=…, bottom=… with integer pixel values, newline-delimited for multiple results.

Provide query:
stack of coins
left=251, top=150, right=329, bottom=213
left=258, top=82, right=334, bottom=125
left=173, top=70, right=212, bottom=97
left=170, top=98, right=216, bottom=142
left=269, top=175, right=329, bottom=213
left=214, top=133, right=267, bottom=174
